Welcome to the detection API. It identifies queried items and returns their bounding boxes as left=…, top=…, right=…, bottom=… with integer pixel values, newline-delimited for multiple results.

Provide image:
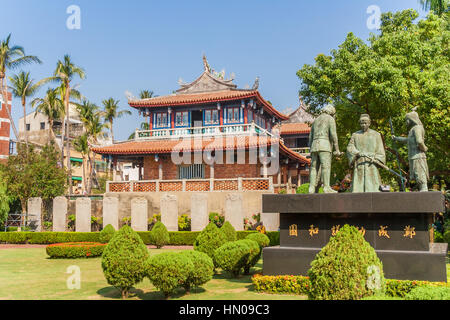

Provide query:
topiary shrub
left=101, top=225, right=150, bottom=299
left=221, top=221, right=237, bottom=242
left=434, top=230, right=444, bottom=243
left=46, top=242, right=106, bottom=259
left=151, top=221, right=170, bottom=249
left=99, top=224, right=116, bottom=244
left=193, top=222, right=227, bottom=268
left=404, top=286, right=450, bottom=300
left=246, top=233, right=270, bottom=248
left=214, top=241, right=251, bottom=277
left=179, top=250, right=214, bottom=293
left=238, top=239, right=261, bottom=275
left=146, top=252, right=193, bottom=298
left=307, top=224, right=385, bottom=300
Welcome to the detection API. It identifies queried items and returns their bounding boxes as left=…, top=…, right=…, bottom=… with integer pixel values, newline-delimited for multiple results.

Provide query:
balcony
left=133, top=123, right=275, bottom=141
left=290, top=147, right=310, bottom=156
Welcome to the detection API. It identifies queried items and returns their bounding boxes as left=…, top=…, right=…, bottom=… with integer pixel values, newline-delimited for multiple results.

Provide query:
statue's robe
left=347, top=129, right=386, bottom=193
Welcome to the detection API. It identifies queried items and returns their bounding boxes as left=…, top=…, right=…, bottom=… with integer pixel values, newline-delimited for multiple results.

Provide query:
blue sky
left=1, top=0, right=428, bottom=141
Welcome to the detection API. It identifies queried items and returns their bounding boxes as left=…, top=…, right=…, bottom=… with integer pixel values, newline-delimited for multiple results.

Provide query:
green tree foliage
left=221, top=221, right=237, bottom=242
left=101, top=225, right=150, bottom=299
left=193, top=222, right=227, bottom=268
left=99, top=224, right=116, bottom=243
left=179, top=251, right=214, bottom=293
left=307, top=225, right=385, bottom=300
left=0, top=143, right=66, bottom=215
left=404, top=285, right=450, bottom=300
left=151, top=221, right=170, bottom=249
left=419, top=0, right=449, bottom=16
left=146, top=252, right=193, bottom=298
left=214, top=240, right=251, bottom=277
left=246, top=232, right=270, bottom=248
left=238, top=239, right=261, bottom=275
left=0, top=170, right=10, bottom=226
left=297, top=10, right=450, bottom=186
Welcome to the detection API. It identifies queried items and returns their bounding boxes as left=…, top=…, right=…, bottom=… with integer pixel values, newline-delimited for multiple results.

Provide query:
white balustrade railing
left=134, top=123, right=274, bottom=141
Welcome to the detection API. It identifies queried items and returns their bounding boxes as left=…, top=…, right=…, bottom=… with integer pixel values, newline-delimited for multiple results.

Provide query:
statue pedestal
left=262, top=192, right=447, bottom=282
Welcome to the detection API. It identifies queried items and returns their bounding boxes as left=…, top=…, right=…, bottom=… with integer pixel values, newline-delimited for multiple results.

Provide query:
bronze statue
left=392, top=110, right=429, bottom=192
left=347, top=114, right=386, bottom=193
left=308, top=104, right=341, bottom=194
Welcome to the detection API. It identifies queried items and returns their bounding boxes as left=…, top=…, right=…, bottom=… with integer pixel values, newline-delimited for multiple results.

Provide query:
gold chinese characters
left=289, top=224, right=298, bottom=237
left=309, top=225, right=319, bottom=237
left=403, top=226, right=416, bottom=239
left=378, top=226, right=390, bottom=238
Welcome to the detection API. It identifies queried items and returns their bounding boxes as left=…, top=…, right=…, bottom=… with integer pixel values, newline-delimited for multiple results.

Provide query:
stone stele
left=103, top=196, right=119, bottom=230
left=131, top=197, right=148, bottom=232
left=190, top=193, right=208, bottom=231
left=76, top=197, right=92, bottom=232
left=161, top=193, right=178, bottom=231
left=225, top=193, right=244, bottom=231
left=53, top=196, right=67, bottom=232
left=27, top=197, right=42, bottom=232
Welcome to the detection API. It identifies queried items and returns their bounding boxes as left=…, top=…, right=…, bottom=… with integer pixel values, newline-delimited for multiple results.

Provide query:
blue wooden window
left=204, top=109, right=219, bottom=125
left=225, top=107, right=241, bottom=124
left=154, top=112, right=169, bottom=128
left=175, top=111, right=189, bottom=127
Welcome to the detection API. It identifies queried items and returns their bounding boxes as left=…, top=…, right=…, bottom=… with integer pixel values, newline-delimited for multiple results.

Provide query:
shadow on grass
left=97, top=286, right=207, bottom=300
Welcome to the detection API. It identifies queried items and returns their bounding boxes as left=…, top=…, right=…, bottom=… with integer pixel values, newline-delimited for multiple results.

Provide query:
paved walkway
left=0, top=244, right=193, bottom=250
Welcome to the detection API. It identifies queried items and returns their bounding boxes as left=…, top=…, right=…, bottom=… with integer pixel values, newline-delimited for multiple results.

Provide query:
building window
left=40, top=122, right=45, bottom=130
left=154, top=112, right=168, bottom=128
left=248, top=110, right=253, bottom=123
left=26, top=124, right=30, bottom=131
left=175, top=111, right=189, bottom=127
left=177, top=164, right=205, bottom=179
left=204, top=109, right=219, bottom=125
left=226, top=107, right=241, bottom=124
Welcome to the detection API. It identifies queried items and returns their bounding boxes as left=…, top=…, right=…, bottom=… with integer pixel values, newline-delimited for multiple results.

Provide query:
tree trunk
left=65, top=85, right=72, bottom=195
left=82, top=154, right=87, bottom=193
left=110, top=120, right=114, bottom=144
left=22, top=100, right=28, bottom=147
left=88, top=150, right=93, bottom=195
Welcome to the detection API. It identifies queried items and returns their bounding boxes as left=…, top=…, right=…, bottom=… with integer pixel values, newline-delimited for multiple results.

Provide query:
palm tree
left=8, top=71, right=52, bottom=146
left=77, top=100, right=108, bottom=194
left=419, top=0, right=449, bottom=16
left=73, top=134, right=89, bottom=192
left=54, top=55, right=85, bottom=195
left=139, top=90, right=154, bottom=99
left=31, top=88, right=64, bottom=143
left=0, top=34, right=41, bottom=141
left=101, top=98, right=131, bottom=143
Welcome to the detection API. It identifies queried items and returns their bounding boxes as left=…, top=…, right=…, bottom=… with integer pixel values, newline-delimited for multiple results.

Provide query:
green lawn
left=0, top=247, right=306, bottom=300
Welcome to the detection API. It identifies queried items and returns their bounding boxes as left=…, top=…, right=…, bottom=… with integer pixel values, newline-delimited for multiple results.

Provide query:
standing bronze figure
left=308, top=104, right=341, bottom=194
left=393, top=110, right=429, bottom=192
left=347, top=114, right=386, bottom=193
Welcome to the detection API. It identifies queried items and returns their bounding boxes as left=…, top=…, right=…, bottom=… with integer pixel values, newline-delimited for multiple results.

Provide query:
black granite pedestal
left=262, top=192, right=448, bottom=282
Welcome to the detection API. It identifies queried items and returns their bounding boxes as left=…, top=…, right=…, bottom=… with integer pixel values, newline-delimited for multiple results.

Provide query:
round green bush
left=214, top=241, right=251, bottom=277
left=434, top=230, right=444, bottom=243
left=99, top=224, right=116, bottom=243
left=307, top=224, right=385, bottom=300
left=221, top=221, right=237, bottom=242
left=101, top=225, right=150, bottom=299
left=246, top=233, right=270, bottom=248
left=237, top=239, right=261, bottom=275
left=179, top=250, right=214, bottom=293
left=46, top=242, right=106, bottom=259
left=193, top=222, right=227, bottom=268
left=404, top=286, right=450, bottom=300
left=147, top=252, right=194, bottom=298
left=151, top=221, right=170, bottom=249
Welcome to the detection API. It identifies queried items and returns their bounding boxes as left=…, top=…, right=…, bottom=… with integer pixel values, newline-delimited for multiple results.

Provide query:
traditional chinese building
left=0, top=92, right=12, bottom=163
left=92, top=57, right=310, bottom=193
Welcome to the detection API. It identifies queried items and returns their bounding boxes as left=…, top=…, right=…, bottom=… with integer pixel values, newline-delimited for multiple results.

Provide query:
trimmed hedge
left=252, top=274, right=449, bottom=298
left=404, top=286, right=450, bottom=300
left=46, top=242, right=106, bottom=259
left=151, top=221, right=170, bottom=249
left=0, top=230, right=281, bottom=246
left=214, top=240, right=251, bottom=277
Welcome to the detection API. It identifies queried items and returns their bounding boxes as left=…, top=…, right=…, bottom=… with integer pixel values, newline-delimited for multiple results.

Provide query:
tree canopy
left=297, top=10, right=449, bottom=187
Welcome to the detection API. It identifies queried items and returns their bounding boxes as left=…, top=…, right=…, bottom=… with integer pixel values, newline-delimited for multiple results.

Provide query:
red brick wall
left=142, top=151, right=268, bottom=180
left=0, top=92, right=11, bottom=159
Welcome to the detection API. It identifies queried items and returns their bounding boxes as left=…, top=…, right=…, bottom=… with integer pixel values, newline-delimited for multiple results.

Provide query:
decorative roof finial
left=252, top=76, right=260, bottom=90
left=203, top=54, right=211, bottom=73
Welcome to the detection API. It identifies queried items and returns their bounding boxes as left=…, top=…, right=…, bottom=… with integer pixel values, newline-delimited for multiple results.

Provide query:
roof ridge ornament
left=252, top=76, right=260, bottom=90
left=203, top=54, right=212, bottom=73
